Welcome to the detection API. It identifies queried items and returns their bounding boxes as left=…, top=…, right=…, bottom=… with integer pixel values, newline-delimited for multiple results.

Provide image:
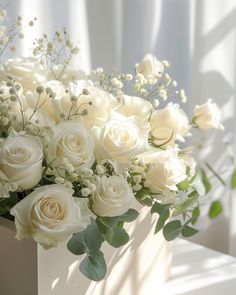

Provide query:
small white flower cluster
left=32, top=29, right=79, bottom=78
left=0, top=7, right=37, bottom=54
left=0, top=81, right=22, bottom=131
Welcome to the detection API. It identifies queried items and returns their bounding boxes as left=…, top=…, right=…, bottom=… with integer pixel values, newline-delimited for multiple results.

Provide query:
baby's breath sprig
left=4, top=77, right=26, bottom=131
left=0, top=7, right=36, bottom=60
left=65, top=89, right=92, bottom=120
left=32, top=28, right=79, bottom=81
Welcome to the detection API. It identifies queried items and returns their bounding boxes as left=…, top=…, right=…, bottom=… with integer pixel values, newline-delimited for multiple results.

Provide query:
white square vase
left=0, top=207, right=171, bottom=295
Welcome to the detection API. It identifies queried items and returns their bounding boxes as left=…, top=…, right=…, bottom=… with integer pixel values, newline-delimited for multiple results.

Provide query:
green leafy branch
left=67, top=209, right=139, bottom=281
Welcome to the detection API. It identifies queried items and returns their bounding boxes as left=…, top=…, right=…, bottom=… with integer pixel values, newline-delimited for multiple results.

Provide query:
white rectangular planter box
left=0, top=207, right=171, bottom=295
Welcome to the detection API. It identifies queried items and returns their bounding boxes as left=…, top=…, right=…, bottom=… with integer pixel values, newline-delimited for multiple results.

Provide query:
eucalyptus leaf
left=191, top=206, right=200, bottom=225
left=119, top=209, right=139, bottom=222
left=151, top=202, right=171, bottom=214
left=163, top=220, right=182, bottom=241
left=155, top=210, right=170, bottom=234
left=231, top=169, right=236, bottom=189
left=182, top=225, right=199, bottom=237
left=96, top=218, right=108, bottom=235
left=150, top=202, right=170, bottom=234
left=200, top=169, right=212, bottom=194
left=177, top=179, right=192, bottom=191
left=79, top=251, right=107, bottom=281
left=208, top=200, right=222, bottom=219
left=135, top=188, right=152, bottom=207
left=67, top=218, right=102, bottom=255
left=96, top=217, right=129, bottom=248
left=104, top=226, right=129, bottom=248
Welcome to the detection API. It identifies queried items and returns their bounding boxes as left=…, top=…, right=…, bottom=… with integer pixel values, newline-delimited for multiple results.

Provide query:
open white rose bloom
left=0, top=11, right=226, bottom=282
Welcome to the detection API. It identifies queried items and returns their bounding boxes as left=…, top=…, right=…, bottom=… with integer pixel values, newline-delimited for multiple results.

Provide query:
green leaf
left=96, top=217, right=129, bottom=248
left=96, top=218, right=109, bottom=235
left=187, top=190, right=198, bottom=198
left=191, top=171, right=206, bottom=196
left=191, top=206, right=200, bottom=225
left=200, top=169, right=212, bottom=194
left=172, top=192, right=198, bottom=217
left=151, top=202, right=171, bottom=214
left=118, top=209, right=139, bottom=223
left=79, top=251, right=107, bottom=281
left=208, top=200, right=223, bottom=219
left=182, top=225, right=199, bottom=237
left=231, top=170, right=236, bottom=189
left=151, top=202, right=170, bottom=234
left=67, top=219, right=102, bottom=255
left=163, top=220, right=182, bottom=241
left=105, top=226, right=129, bottom=248
left=0, top=193, right=18, bottom=216
left=155, top=210, right=170, bottom=234
left=177, top=179, right=192, bottom=191
left=135, top=188, right=152, bottom=207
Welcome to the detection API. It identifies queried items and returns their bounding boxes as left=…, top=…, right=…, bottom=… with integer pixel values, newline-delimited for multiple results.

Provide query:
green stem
left=205, top=162, right=225, bottom=186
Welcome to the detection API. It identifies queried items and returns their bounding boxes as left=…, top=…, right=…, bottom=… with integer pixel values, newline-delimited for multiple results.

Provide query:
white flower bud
left=88, top=183, right=96, bottom=192
left=133, top=175, right=142, bottom=184
left=162, top=60, right=170, bottom=67
left=116, top=81, right=123, bottom=89
left=81, top=187, right=91, bottom=197
left=133, top=184, right=142, bottom=191
left=179, top=89, right=187, bottom=103
left=172, top=80, right=177, bottom=87
left=83, top=179, right=91, bottom=187
left=153, top=99, right=160, bottom=108
left=125, top=74, right=133, bottom=81
left=55, top=177, right=65, bottom=184
left=96, top=164, right=105, bottom=175
left=96, top=67, right=104, bottom=74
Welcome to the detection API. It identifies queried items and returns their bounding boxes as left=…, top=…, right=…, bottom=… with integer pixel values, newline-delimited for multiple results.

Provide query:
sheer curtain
left=7, top=0, right=236, bottom=255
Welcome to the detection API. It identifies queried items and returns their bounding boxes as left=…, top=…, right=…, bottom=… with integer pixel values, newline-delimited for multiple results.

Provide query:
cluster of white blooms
left=0, top=22, right=224, bottom=251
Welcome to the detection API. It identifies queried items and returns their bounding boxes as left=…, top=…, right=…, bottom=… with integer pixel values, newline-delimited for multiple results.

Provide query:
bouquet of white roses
left=0, top=8, right=225, bottom=281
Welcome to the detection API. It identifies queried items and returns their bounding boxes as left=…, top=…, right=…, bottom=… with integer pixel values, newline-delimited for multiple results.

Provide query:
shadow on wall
left=188, top=0, right=236, bottom=255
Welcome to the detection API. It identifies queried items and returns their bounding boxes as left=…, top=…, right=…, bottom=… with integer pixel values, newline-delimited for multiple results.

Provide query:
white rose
left=0, top=57, right=46, bottom=91
left=46, top=64, right=88, bottom=83
left=24, top=108, right=55, bottom=128
left=150, top=103, right=190, bottom=147
left=91, top=175, right=134, bottom=217
left=192, top=99, right=224, bottom=130
left=135, top=54, right=164, bottom=77
left=47, top=121, right=94, bottom=170
left=54, top=80, right=92, bottom=121
left=140, top=149, right=187, bottom=195
left=91, top=111, right=150, bottom=171
left=115, top=95, right=153, bottom=121
left=38, top=80, right=118, bottom=128
left=0, top=134, right=43, bottom=190
left=24, top=80, right=67, bottom=122
left=10, top=184, right=92, bottom=248
left=66, top=82, right=118, bottom=128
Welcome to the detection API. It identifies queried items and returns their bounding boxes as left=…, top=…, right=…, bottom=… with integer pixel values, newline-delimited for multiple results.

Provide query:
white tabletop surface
left=162, top=239, right=236, bottom=295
